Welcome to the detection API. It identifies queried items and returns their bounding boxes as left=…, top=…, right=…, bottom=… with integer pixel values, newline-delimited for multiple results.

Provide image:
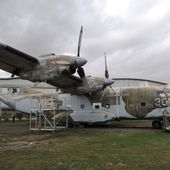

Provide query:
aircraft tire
left=152, top=120, right=162, bottom=129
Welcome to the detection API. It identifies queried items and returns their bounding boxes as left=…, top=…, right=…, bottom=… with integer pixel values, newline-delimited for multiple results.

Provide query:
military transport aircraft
left=0, top=27, right=170, bottom=128
left=0, top=76, right=170, bottom=128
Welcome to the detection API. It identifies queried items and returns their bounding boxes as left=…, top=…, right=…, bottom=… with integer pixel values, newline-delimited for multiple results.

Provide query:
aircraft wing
left=0, top=43, right=39, bottom=75
left=47, top=75, right=83, bottom=92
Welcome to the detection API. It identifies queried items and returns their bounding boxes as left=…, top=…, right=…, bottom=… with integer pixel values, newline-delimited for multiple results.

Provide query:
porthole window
left=80, top=104, right=85, bottom=109
left=141, top=102, right=146, bottom=107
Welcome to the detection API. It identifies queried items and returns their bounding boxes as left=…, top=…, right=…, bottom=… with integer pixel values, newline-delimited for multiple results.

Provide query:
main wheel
left=152, top=120, right=162, bottom=129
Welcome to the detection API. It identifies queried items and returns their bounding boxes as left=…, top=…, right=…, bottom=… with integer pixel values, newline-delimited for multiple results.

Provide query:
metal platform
left=29, top=95, right=69, bottom=132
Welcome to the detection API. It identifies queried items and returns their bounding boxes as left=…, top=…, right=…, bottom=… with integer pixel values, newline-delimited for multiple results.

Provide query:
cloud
left=0, top=0, right=170, bottom=85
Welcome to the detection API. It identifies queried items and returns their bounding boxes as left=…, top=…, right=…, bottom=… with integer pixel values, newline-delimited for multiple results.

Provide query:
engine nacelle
left=20, top=63, right=76, bottom=81
left=76, top=84, right=104, bottom=95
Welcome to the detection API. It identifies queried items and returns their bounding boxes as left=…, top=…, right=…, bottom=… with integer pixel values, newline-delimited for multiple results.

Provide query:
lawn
left=0, top=122, right=170, bottom=170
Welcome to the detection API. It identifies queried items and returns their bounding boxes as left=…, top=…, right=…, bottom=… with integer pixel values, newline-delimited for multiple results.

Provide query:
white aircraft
left=0, top=77, right=170, bottom=128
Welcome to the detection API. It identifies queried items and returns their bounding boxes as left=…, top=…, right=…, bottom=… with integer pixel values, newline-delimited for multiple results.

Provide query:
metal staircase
left=29, top=95, right=69, bottom=132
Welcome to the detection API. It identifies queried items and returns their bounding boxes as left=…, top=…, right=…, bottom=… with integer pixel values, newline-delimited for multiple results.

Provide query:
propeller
left=105, top=53, right=116, bottom=94
left=77, top=26, right=86, bottom=79
left=75, top=27, right=113, bottom=96
left=75, top=26, right=90, bottom=93
left=101, top=53, right=115, bottom=102
left=104, top=52, right=114, bottom=87
left=104, top=55, right=119, bottom=118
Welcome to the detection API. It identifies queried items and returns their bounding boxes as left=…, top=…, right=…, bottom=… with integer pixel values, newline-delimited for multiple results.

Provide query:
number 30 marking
left=154, top=98, right=167, bottom=107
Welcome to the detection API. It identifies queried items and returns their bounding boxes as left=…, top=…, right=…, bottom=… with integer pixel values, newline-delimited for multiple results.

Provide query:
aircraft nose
left=76, top=57, right=87, bottom=67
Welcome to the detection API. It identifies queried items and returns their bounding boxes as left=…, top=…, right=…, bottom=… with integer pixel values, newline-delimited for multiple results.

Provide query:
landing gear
left=152, top=120, right=163, bottom=129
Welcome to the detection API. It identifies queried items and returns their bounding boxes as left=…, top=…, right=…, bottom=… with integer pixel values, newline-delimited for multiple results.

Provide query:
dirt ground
left=0, top=122, right=51, bottom=153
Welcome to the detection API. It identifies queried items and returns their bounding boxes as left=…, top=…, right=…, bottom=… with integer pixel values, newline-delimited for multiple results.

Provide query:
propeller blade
left=76, top=26, right=89, bottom=91
left=105, top=52, right=109, bottom=79
left=76, top=26, right=87, bottom=80
left=104, top=52, right=116, bottom=96
left=77, top=26, right=83, bottom=57
left=77, top=67, right=85, bottom=78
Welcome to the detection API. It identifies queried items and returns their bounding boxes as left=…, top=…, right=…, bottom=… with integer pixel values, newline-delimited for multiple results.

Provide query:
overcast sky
left=0, top=0, right=170, bottom=84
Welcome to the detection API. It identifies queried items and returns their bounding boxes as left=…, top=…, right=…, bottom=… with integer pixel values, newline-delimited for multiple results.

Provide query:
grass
left=111, top=119, right=152, bottom=127
left=0, top=119, right=29, bottom=125
left=0, top=123, right=170, bottom=170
